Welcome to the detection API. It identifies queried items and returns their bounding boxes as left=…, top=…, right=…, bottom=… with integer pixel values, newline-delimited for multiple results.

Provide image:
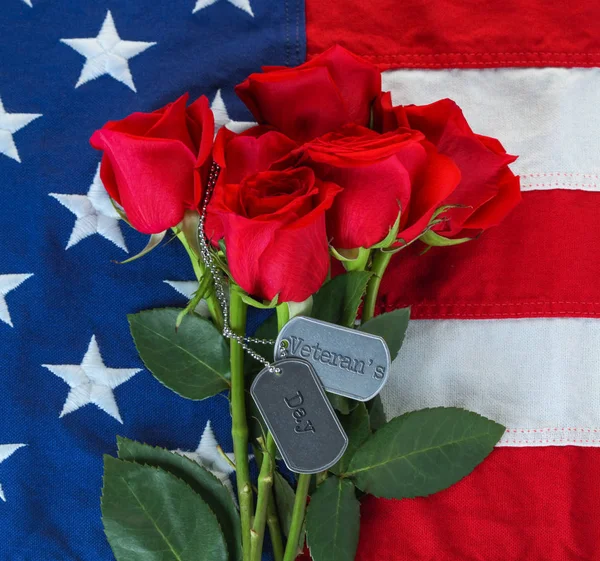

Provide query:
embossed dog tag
left=275, top=316, right=391, bottom=401
left=251, top=358, right=348, bottom=474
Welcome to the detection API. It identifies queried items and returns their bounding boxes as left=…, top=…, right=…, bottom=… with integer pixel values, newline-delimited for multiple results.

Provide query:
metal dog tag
left=250, top=358, right=348, bottom=474
left=275, top=316, right=391, bottom=401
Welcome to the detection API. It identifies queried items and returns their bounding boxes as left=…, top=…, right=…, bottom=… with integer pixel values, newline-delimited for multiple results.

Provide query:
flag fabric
left=2, top=1, right=599, bottom=561
left=0, top=2, right=302, bottom=560
left=305, top=1, right=600, bottom=560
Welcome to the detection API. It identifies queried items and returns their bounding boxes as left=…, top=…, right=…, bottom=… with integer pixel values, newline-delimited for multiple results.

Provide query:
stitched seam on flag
left=380, top=304, right=600, bottom=318
left=499, top=428, right=600, bottom=445
left=506, top=428, right=600, bottom=433
left=522, top=184, right=600, bottom=188
left=284, top=0, right=290, bottom=65
left=391, top=312, right=600, bottom=317
left=389, top=302, right=600, bottom=306
left=502, top=439, right=600, bottom=444
left=295, top=0, right=301, bottom=64
left=343, top=52, right=600, bottom=58
left=373, top=62, right=600, bottom=68
left=521, top=173, right=600, bottom=179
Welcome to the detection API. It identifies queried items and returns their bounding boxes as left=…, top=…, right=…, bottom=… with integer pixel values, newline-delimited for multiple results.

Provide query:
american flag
left=0, top=1, right=301, bottom=559
left=2, top=0, right=599, bottom=560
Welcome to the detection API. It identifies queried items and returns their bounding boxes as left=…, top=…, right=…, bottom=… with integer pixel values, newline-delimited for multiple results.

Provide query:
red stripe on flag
left=378, top=191, right=600, bottom=319
left=305, top=0, right=600, bottom=69
left=356, top=447, right=600, bottom=561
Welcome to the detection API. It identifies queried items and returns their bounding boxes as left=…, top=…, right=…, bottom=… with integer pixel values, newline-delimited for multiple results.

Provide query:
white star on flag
left=174, top=421, right=253, bottom=504
left=50, top=164, right=127, bottom=252
left=0, top=274, right=33, bottom=327
left=163, top=280, right=211, bottom=317
left=211, top=89, right=256, bottom=134
left=21, top=0, right=32, bottom=7
left=0, top=444, right=26, bottom=502
left=0, top=97, right=41, bottom=163
left=60, top=10, right=156, bottom=92
left=42, top=336, right=141, bottom=423
left=193, top=0, right=254, bottom=17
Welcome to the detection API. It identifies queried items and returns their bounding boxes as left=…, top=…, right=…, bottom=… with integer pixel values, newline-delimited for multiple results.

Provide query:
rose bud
left=208, top=166, right=341, bottom=303
left=235, top=45, right=381, bottom=143
left=90, top=93, right=213, bottom=234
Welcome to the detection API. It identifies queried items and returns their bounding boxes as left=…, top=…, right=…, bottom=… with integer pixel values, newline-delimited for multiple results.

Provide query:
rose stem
left=250, top=434, right=279, bottom=561
left=282, top=473, right=311, bottom=561
left=250, top=303, right=290, bottom=561
left=266, top=489, right=285, bottom=561
left=362, top=249, right=393, bottom=323
left=175, top=231, right=224, bottom=330
left=229, top=288, right=253, bottom=561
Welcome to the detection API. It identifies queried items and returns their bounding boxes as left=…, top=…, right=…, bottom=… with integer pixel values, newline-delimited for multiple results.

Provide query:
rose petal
left=90, top=130, right=196, bottom=234
left=324, top=155, right=413, bottom=249
left=397, top=143, right=461, bottom=245
left=301, top=45, right=381, bottom=127
left=236, top=67, right=352, bottom=143
left=146, top=93, right=195, bottom=152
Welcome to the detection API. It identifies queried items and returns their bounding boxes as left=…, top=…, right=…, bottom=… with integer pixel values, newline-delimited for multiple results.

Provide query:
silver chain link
left=197, top=162, right=281, bottom=373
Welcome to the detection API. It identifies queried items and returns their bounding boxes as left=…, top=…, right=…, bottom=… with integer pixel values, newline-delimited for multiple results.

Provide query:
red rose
left=375, top=94, right=521, bottom=238
left=284, top=124, right=461, bottom=250
left=205, top=125, right=298, bottom=242
left=235, top=45, right=381, bottom=143
left=208, top=164, right=341, bottom=303
left=90, top=93, right=213, bottom=234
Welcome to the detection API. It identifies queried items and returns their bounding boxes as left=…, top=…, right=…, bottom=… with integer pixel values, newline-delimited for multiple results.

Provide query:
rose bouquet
left=92, top=46, right=520, bottom=561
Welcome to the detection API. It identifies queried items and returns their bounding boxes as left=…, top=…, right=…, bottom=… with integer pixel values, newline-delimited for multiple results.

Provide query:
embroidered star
left=163, top=280, right=210, bottom=317
left=60, top=11, right=156, bottom=92
left=21, top=0, right=32, bottom=7
left=0, top=97, right=41, bottom=163
left=174, top=421, right=253, bottom=503
left=193, top=0, right=254, bottom=17
left=50, top=164, right=127, bottom=252
left=211, top=89, right=255, bottom=134
left=42, top=336, right=141, bottom=423
left=0, top=274, right=32, bottom=328
left=0, top=444, right=26, bottom=502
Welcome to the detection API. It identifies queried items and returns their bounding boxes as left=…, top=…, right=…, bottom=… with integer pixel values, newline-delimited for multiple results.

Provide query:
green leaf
left=306, top=476, right=360, bottom=561
left=273, top=472, right=307, bottom=554
left=371, top=209, right=402, bottom=250
left=273, top=472, right=296, bottom=538
left=345, top=407, right=505, bottom=498
left=116, top=438, right=242, bottom=561
left=312, top=272, right=372, bottom=327
left=175, top=274, right=212, bottom=330
left=102, top=456, right=227, bottom=561
left=116, top=231, right=166, bottom=264
left=326, top=393, right=356, bottom=415
left=330, top=403, right=370, bottom=475
left=179, top=209, right=202, bottom=257
left=330, top=246, right=371, bottom=272
left=366, top=395, right=387, bottom=432
left=287, top=296, right=313, bottom=319
left=420, top=229, right=473, bottom=247
left=359, top=307, right=411, bottom=361
left=128, top=308, right=230, bottom=400
left=240, top=291, right=279, bottom=309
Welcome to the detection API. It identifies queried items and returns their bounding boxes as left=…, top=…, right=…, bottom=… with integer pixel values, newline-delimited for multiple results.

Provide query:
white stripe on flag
left=382, top=68, right=600, bottom=188
left=382, top=318, right=600, bottom=447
